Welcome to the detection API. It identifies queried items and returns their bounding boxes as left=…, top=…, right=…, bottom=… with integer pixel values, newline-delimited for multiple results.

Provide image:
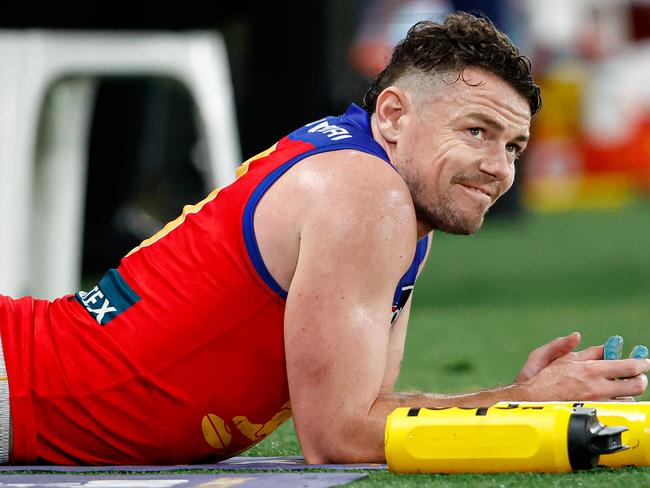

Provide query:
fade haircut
left=362, top=12, right=541, bottom=115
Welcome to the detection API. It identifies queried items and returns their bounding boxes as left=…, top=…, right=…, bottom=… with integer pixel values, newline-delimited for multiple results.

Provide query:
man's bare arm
left=284, top=151, right=417, bottom=463
left=283, top=152, right=650, bottom=464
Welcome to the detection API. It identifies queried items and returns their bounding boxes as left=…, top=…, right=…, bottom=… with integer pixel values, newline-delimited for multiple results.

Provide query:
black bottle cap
left=567, top=407, right=628, bottom=470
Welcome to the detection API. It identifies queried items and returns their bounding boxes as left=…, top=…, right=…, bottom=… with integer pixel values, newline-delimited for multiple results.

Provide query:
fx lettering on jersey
left=76, top=269, right=141, bottom=326
left=78, top=286, right=117, bottom=324
left=306, top=119, right=353, bottom=141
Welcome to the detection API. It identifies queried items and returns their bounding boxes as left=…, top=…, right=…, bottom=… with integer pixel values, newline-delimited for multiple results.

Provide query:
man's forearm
left=307, top=336, right=650, bottom=464
left=312, top=384, right=531, bottom=464
left=376, top=383, right=532, bottom=412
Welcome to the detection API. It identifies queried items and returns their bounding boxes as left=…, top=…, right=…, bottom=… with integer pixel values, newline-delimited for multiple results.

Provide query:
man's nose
left=478, top=144, right=512, bottom=181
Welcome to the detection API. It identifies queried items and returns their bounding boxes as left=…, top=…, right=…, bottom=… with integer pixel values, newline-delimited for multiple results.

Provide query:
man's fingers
left=530, top=332, right=581, bottom=364
left=515, top=332, right=582, bottom=383
left=549, top=332, right=581, bottom=356
left=573, top=345, right=605, bottom=361
left=604, top=335, right=624, bottom=360
left=595, top=358, right=650, bottom=380
left=522, top=353, right=650, bottom=400
left=630, top=345, right=649, bottom=359
left=606, top=374, right=648, bottom=398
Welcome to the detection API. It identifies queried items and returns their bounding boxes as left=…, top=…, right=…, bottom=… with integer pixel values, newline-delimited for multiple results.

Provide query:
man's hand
left=514, top=332, right=602, bottom=383
left=514, top=333, right=650, bottom=401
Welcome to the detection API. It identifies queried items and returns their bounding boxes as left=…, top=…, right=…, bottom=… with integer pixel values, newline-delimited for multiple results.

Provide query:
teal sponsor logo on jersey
left=76, top=269, right=141, bottom=325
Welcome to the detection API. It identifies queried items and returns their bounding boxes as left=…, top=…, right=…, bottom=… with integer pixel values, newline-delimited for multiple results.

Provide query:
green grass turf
left=244, top=198, right=650, bottom=485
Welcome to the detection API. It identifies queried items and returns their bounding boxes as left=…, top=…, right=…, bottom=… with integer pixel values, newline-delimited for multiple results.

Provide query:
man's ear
left=374, top=87, right=410, bottom=143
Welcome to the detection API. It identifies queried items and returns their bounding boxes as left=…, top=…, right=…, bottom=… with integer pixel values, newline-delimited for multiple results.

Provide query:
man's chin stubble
left=414, top=200, right=486, bottom=235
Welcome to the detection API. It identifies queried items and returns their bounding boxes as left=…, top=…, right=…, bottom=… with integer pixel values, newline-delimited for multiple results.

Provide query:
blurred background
left=1, top=0, right=649, bottom=287
left=0, top=1, right=648, bottom=403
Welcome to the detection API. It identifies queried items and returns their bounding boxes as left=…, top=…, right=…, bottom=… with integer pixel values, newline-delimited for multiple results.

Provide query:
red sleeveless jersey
left=0, top=104, right=428, bottom=464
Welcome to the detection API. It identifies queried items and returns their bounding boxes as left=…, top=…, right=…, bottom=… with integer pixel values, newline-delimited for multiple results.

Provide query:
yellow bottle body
left=385, top=406, right=577, bottom=473
left=494, top=401, right=650, bottom=467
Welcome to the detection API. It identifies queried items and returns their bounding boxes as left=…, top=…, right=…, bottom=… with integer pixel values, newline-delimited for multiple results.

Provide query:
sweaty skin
left=254, top=67, right=650, bottom=463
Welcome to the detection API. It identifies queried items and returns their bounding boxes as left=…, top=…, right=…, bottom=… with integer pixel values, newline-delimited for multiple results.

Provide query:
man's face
left=393, top=67, right=531, bottom=235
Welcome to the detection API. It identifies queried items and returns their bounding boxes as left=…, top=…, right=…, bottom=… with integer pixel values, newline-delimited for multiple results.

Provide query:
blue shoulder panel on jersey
left=287, top=103, right=392, bottom=164
left=243, top=104, right=394, bottom=300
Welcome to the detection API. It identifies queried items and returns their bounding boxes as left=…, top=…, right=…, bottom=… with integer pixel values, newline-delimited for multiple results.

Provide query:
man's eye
left=468, top=128, right=482, bottom=139
left=506, top=144, right=521, bottom=159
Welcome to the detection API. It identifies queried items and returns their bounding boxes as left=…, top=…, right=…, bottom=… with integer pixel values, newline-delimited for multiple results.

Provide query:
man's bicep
left=284, top=232, right=395, bottom=460
left=284, top=261, right=391, bottom=423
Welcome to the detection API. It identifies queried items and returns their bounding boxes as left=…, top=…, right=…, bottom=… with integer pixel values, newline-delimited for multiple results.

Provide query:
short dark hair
left=362, top=12, right=541, bottom=115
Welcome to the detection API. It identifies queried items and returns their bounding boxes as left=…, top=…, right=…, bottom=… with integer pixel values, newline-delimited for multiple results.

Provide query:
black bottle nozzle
left=568, top=407, right=628, bottom=470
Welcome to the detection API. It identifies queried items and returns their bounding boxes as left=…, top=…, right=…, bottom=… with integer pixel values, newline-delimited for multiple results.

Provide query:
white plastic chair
left=0, top=30, right=240, bottom=299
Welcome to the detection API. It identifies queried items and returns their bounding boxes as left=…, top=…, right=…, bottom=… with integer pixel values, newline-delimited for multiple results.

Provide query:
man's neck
left=370, top=113, right=434, bottom=241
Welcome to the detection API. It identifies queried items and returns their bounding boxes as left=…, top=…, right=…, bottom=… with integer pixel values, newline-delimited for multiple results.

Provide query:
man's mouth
left=458, top=183, right=495, bottom=201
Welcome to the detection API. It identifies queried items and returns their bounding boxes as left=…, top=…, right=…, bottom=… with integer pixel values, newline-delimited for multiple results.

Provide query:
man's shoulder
left=299, top=148, right=410, bottom=193
left=252, top=147, right=417, bottom=294
left=297, top=149, right=412, bottom=207
left=292, top=150, right=417, bottom=248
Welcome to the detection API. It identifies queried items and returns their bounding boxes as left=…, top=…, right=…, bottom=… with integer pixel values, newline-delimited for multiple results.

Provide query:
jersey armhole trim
left=242, top=143, right=393, bottom=300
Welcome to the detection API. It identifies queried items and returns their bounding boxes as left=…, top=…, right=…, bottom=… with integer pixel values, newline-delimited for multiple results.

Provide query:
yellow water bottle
left=385, top=405, right=627, bottom=473
left=494, top=401, right=650, bottom=468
